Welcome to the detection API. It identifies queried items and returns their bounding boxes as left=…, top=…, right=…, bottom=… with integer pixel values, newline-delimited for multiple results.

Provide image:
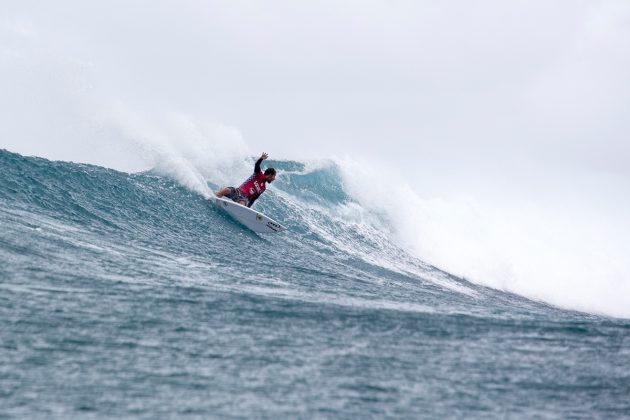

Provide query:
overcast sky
left=1, top=0, right=629, bottom=194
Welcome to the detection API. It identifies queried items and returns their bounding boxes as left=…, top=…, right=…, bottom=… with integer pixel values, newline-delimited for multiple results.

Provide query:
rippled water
left=1, top=149, right=629, bottom=418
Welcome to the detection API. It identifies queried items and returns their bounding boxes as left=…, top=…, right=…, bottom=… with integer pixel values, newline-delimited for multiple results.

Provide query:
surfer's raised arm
left=254, top=152, right=269, bottom=174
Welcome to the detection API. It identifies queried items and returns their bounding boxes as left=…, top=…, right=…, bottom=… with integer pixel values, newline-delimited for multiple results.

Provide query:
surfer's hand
left=261, top=152, right=269, bottom=160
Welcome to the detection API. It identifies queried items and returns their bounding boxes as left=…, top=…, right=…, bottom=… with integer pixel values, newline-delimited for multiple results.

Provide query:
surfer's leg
left=218, top=187, right=248, bottom=206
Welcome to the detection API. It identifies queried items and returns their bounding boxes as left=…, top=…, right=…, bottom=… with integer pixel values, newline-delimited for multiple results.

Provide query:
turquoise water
left=1, top=149, right=629, bottom=418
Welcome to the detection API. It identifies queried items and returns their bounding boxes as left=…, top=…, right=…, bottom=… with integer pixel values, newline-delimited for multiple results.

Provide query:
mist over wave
left=97, top=104, right=252, bottom=198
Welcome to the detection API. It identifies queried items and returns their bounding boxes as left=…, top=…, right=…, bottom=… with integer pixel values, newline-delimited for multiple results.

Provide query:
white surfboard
left=213, top=196, right=287, bottom=233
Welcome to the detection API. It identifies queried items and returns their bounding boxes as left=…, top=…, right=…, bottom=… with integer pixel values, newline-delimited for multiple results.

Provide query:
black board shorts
left=225, top=187, right=247, bottom=204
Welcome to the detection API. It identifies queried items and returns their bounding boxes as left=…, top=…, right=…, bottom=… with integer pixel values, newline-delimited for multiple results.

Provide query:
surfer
left=215, top=152, right=277, bottom=208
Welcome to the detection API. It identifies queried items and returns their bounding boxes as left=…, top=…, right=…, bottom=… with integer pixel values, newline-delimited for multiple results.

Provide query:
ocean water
left=1, top=148, right=629, bottom=418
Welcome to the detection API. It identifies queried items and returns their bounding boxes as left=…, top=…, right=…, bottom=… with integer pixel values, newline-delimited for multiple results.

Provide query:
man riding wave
left=215, top=152, right=277, bottom=208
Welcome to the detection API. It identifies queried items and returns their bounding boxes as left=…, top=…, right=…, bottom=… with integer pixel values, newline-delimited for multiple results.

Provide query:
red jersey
left=239, top=171, right=267, bottom=201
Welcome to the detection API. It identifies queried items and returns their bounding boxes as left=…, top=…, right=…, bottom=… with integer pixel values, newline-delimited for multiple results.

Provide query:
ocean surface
left=1, top=148, right=629, bottom=419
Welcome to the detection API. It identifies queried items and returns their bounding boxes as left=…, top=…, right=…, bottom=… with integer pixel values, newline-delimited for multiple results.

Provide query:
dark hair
left=264, top=168, right=276, bottom=176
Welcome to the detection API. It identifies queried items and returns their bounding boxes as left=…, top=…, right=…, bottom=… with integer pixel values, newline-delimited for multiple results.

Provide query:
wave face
left=1, top=149, right=629, bottom=418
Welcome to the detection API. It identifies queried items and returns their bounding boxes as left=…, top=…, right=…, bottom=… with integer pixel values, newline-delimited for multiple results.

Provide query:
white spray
left=98, top=103, right=253, bottom=198
left=338, top=157, right=630, bottom=319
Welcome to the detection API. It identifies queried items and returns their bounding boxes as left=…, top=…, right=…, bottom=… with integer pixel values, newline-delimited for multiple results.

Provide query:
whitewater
left=1, top=147, right=629, bottom=418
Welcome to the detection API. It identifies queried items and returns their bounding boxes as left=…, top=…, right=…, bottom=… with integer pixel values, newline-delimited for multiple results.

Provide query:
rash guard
left=238, top=157, right=267, bottom=207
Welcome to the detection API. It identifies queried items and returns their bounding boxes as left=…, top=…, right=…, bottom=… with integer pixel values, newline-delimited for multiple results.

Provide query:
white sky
left=1, top=0, right=629, bottom=194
